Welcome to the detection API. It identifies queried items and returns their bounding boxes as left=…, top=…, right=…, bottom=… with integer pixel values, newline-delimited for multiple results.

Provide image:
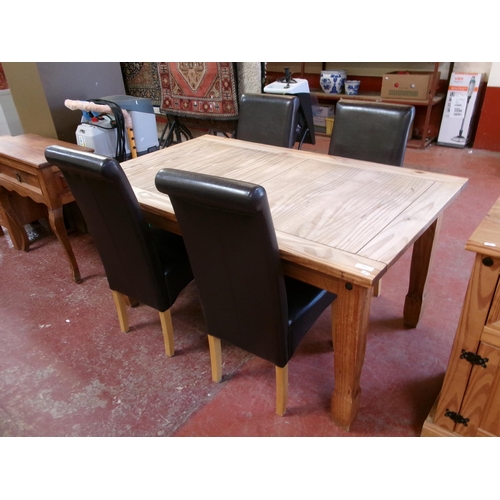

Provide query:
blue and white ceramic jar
left=320, top=70, right=346, bottom=94
left=345, top=80, right=361, bottom=95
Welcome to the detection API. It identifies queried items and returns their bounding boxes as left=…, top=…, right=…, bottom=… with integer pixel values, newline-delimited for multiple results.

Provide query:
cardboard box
left=381, top=71, right=440, bottom=100
left=312, top=105, right=334, bottom=127
left=437, top=72, right=482, bottom=148
left=325, top=117, right=334, bottom=136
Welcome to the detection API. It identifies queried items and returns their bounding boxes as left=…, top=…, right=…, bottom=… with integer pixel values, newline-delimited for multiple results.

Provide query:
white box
left=312, top=105, right=334, bottom=127
left=75, top=111, right=159, bottom=158
left=76, top=121, right=122, bottom=157
left=437, top=73, right=482, bottom=148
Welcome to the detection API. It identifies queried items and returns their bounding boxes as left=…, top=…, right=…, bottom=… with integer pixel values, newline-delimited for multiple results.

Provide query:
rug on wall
left=0, top=64, right=8, bottom=91
left=158, top=62, right=239, bottom=119
left=120, top=62, right=264, bottom=112
left=120, top=62, right=161, bottom=106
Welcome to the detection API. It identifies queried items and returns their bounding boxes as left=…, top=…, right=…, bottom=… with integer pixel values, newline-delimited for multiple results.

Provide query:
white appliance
left=264, top=77, right=310, bottom=95
left=75, top=95, right=158, bottom=158
left=263, top=68, right=315, bottom=148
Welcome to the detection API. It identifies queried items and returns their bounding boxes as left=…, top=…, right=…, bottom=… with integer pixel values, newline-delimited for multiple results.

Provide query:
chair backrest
left=237, top=93, right=300, bottom=148
left=155, top=168, right=291, bottom=367
left=328, top=100, right=415, bottom=166
left=45, top=145, right=172, bottom=311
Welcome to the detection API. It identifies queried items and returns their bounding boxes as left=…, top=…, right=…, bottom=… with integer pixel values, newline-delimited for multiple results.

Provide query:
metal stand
left=159, top=115, right=193, bottom=148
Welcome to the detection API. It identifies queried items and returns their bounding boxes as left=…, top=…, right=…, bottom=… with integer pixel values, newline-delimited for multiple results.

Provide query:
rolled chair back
left=328, top=100, right=415, bottom=166
left=45, top=145, right=173, bottom=311
left=155, top=168, right=292, bottom=367
left=236, top=93, right=300, bottom=148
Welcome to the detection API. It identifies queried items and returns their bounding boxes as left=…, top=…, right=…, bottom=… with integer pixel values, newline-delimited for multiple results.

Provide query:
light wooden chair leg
left=275, top=364, right=289, bottom=416
left=159, top=309, right=175, bottom=357
left=124, top=296, right=140, bottom=307
left=112, top=290, right=129, bottom=332
left=373, top=279, right=382, bottom=297
left=208, top=334, right=222, bottom=382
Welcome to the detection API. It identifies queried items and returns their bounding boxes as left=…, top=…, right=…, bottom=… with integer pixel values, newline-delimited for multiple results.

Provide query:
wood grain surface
left=122, top=135, right=468, bottom=287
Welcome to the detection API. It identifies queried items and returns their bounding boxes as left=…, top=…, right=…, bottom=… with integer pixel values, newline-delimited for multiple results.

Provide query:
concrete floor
left=2, top=135, right=500, bottom=439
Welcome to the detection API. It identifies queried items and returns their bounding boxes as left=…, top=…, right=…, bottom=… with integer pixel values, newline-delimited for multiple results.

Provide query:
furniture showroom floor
left=2, top=135, right=500, bottom=438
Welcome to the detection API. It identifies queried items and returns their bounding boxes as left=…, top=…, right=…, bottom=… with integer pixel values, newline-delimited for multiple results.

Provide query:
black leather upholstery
left=154, top=168, right=336, bottom=369
left=328, top=100, right=415, bottom=166
left=236, top=93, right=300, bottom=148
left=44, top=146, right=193, bottom=315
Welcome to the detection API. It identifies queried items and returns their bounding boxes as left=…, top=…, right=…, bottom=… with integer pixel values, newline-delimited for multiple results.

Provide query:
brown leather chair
left=44, top=146, right=193, bottom=357
left=328, top=100, right=415, bottom=166
left=236, top=93, right=300, bottom=148
left=155, top=168, right=336, bottom=416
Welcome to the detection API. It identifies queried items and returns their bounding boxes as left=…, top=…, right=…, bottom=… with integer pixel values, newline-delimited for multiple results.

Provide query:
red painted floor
left=2, top=136, right=500, bottom=439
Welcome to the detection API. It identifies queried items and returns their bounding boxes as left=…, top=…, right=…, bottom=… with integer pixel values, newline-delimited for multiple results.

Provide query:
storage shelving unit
left=265, top=62, right=449, bottom=150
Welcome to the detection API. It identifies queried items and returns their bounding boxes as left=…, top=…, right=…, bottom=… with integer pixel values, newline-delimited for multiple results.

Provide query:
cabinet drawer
left=431, top=253, right=500, bottom=433
left=457, top=342, right=500, bottom=436
left=0, top=162, right=41, bottom=190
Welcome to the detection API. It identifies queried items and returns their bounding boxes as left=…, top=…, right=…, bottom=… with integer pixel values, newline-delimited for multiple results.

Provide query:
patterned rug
left=157, top=62, right=239, bottom=119
left=121, top=63, right=161, bottom=106
left=121, top=62, right=264, bottom=113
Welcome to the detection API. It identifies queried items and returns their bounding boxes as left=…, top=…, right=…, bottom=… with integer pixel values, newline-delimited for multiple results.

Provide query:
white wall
left=0, top=89, right=23, bottom=135
left=486, top=62, right=500, bottom=87
left=454, top=62, right=492, bottom=80
left=0, top=105, right=9, bottom=135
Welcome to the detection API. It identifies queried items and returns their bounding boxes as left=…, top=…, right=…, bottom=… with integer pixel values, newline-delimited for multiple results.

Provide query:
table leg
left=47, top=207, right=82, bottom=283
left=404, top=217, right=442, bottom=328
left=331, top=282, right=372, bottom=430
left=0, top=187, right=30, bottom=250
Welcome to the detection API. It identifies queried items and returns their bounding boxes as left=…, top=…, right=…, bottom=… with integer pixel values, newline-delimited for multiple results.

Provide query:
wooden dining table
left=121, top=134, right=468, bottom=430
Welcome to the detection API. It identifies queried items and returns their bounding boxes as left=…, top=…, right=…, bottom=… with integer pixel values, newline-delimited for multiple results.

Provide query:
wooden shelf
left=266, top=62, right=450, bottom=149
left=311, top=90, right=445, bottom=108
left=311, top=90, right=445, bottom=150
left=407, top=137, right=436, bottom=149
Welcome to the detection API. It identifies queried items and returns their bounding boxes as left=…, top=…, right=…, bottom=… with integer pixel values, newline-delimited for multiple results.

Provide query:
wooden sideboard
left=422, top=196, right=500, bottom=436
left=0, top=134, right=92, bottom=283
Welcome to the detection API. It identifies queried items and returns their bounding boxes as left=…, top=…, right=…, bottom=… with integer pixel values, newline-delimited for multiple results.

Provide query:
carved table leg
left=0, top=187, right=30, bottom=250
left=47, top=207, right=82, bottom=283
left=404, top=217, right=442, bottom=328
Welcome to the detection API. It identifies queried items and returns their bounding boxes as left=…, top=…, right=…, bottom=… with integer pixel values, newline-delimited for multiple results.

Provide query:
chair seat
left=285, top=276, right=336, bottom=361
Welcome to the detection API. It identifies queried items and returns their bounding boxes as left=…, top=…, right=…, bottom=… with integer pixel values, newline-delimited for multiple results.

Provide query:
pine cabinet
left=422, top=196, right=500, bottom=436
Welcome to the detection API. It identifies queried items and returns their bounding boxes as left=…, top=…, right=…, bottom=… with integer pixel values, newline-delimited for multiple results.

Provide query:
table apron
left=0, top=174, right=45, bottom=205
